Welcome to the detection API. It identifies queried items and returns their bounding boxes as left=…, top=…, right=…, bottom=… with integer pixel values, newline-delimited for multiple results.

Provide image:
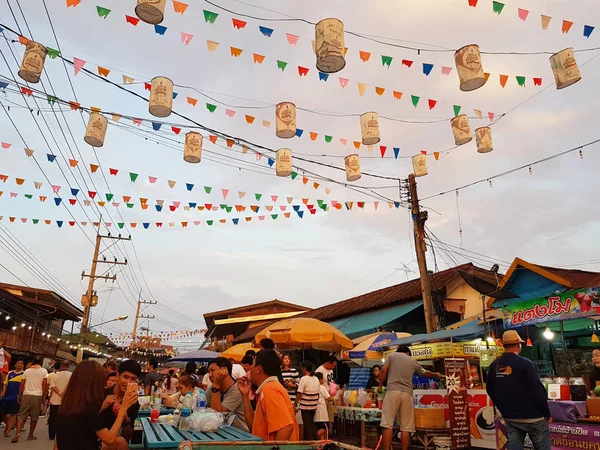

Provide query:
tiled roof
left=233, top=322, right=273, bottom=343
left=536, top=265, right=600, bottom=289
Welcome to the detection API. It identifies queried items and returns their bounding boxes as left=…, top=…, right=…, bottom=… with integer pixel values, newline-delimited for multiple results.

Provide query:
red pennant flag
left=380, top=146, right=387, bottom=157
left=69, top=101, right=81, bottom=111
left=468, top=0, right=478, bottom=6
left=402, top=59, right=413, bottom=67
left=499, top=74, right=509, bottom=88
left=428, top=99, right=437, bottom=110
left=169, top=205, right=176, bottom=212
left=226, top=139, right=234, bottom=148
left=21, top=87, right=33, bottom=96
left=420, top=150, right=427, bottom=155
left=125, top=15, right=140, bottom=26
left=172, top=127, right=181, bottom=134
left=533, top=77, right=542, bottom=86
left=209, top=135, right=218, bottom=144
left=88, top=191, right=97, bottom=199
left=69, top=199, right=76, bottom=205
left=144, top=82, right=151, bottom=91
left=232, top=18, right=247, bottom=29
left=69, top=221, right=75, bottom=227
left=109, top=168, right=118, bottom=176
left=298, top=66, right=309, bottom=77
left=357, top=202, right=365, bottom=209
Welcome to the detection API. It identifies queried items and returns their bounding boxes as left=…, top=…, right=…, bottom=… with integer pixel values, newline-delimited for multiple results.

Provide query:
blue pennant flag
left=56, top=221, right=63, bottom=228
left=318, top=72, right=329, bottom=81
left=584, top=25, right=595, bottom=38
left=232, top=218, right=239, bottom=225
left=154, top=24, right=167, bottom=35
left=394, top=202, right=400, bottom=208
left=47, top=154, right=57, bottom=162
left=423, top=63, right=434, bottom=76
left=296, top=128, right=303, bottom=138
left=173, top=92, right=178, bottom=99
left=189, top=202, right=197, bottom=208
left=155, top=205, right=163, bottom=212
left=152, top=122, right=162, bottom=131
left=0, top=81, right=8, bottom=90
left=393, top=147, right=400, bottom=159
left=0, top=26, right=3, bottom=33
left=143, top=223, right=150, bottom=229
left=186, top=183, right=194, bottom=191
left=71, top=188, right=79, bottom=196
left=293, top=205, right=300, bottom=212
left=267, top=158, right=274, bottom=167
left=54, top=197, right=62, bottom=206
left=259, top=26, right=273, bottom=37
left=297, top=210, right=304, bottom=218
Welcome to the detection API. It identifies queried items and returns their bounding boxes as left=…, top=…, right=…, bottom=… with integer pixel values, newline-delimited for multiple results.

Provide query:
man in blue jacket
left=486, top=330, right=551, bottom=450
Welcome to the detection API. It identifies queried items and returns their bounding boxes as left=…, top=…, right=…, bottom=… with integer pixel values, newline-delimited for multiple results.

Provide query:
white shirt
left=23, top=366, right=48, bottom=397
left=315, top=366, right=334, bottom=385
left=315, top=385, right=330, bottom=422
left=231, top=364, right=246, bottom=380
left=50, top=370, right=72, bottom=405
left=297, top=375, right=320, bottom=410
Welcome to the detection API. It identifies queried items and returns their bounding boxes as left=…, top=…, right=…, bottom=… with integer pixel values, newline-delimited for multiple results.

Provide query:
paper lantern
left=454, top=44, right=486, bottom=92
left=149, top=76, right=173, bottom=118
left=475, top=127, right=493, bottom=154
left=275, top=102, right=296, bottom=139
left=135, top=0, right=166, bottom=25
left=412, top=154, right=428, bottom=177
left=84, top=113, right=108, bottom=147
left=18, top=41, right=47, bottom=84
left=360, top=112, right=380, bottom=146
left=315, top=18, right=346, bottom=73
left=550, top=48, right=581, bottom=90
left=345, top=154, right=361, bottom=182
left=183, top=132, right=202, bottom=164
left=450, top=114, right=473, bottom=146
left=275, top=148, right=292, bottom=177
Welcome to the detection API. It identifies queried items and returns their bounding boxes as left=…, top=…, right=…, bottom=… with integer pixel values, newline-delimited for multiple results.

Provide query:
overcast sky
left=0, top=0, right=599, bottom=350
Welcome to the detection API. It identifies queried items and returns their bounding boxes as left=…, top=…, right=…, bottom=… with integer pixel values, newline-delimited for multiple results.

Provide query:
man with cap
left=486, top=330, right=551, bottom=450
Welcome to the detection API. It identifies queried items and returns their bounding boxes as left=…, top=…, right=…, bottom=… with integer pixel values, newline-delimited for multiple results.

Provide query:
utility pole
left=77, top=220, right=131, bottom=362
left=130, top=293, right=156, bottom=353
left=408, top=173, right=437, bottom=334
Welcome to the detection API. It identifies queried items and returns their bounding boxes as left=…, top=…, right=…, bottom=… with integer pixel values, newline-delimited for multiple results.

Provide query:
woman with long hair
left=162, top=369, right=177, bottom=396
left=294, top=361, right=320, bottom=441
left=54, top=360, right=137, bottom=450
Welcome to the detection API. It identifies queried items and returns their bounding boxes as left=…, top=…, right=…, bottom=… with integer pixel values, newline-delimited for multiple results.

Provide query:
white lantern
left=315, top=18, right=346, bottom=73
left=345, top=154, right=361, bottom=182
left=454, top=44, right=486, bottom=92
left=450, top=114, right=473, bottom=146
left=276, top=149, right=293, bottom=177
left=135, top=0, right=166, bottom=24
left=412, top=154, right=428, bottom=177
left=184, top=132, right=202, bottom=163
left=84, top=113, right=108, bottom=148
left=549, top=48, right=581, bottom=90
left=475, top=127, right=493, bottom=154
left=275, top=102, right=296, bottom=139
left=149, top=76, right=173, bottom=118
left=360, top=112, right=380, bottom=146
left=18, top=41, right=47, bottom=84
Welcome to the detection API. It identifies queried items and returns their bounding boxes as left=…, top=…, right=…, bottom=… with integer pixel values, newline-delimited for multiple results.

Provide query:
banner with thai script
left=408, top=340, right=504, bottom=361
left=445, top=358, right=471, bottom=449
left=410, top=342, right=454, bottom=360
left=549, top=422, right=600, bottom=449
left=503, top=287, right=600, bottom=329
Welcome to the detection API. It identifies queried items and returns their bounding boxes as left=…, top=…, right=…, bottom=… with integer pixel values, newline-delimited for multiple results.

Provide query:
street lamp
left=89, top=315, right=128, bottom=329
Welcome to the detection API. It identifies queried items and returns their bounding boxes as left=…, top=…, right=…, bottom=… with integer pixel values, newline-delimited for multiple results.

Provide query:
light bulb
left=5, top=315, right=9, bottom=320
left=543, top=326, right=554, bottom=340
left=486, top=337, right=494, bottom=343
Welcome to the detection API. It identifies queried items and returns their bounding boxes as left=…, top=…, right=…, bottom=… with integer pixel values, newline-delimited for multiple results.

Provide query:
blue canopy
left=387, top=319, right=485, bottom=347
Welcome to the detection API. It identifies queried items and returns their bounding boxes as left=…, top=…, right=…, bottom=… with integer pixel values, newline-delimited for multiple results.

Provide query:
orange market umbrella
left=254, top=317, right=354, bottom=352
left=221, top=342, right=256, bottom=362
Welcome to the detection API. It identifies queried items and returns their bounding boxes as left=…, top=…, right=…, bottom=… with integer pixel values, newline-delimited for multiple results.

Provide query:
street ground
left=1, top=415, right=52, bottom=449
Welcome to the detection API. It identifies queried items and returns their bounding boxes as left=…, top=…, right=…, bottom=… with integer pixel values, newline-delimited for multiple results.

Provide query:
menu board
left=445, top=358, right=471, bottom=449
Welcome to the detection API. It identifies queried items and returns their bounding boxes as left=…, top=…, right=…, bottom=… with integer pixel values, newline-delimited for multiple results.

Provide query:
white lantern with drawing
left=360, top=112, right=380, bottom=146
left=475, top=127, right=493, bottom=154
left=451, top=114, right=473, bottom=146
left=276, top=149, right=293, bottom=177
left=149, top=76, right=173, bottom=118
left=412, top=154, right=428, bottom=177
left=84, top=113, right=108, bottom=148
left=345, top=154, right=361, bottom=182
left=135, top=0, right=166, bottom=24
left=315, top=18, right=346, bottom=73
left=454, top=44, right=486, bottom=92
left=18, top=41, right=47, bottom=84
left=549, top=48, right=581, bottom=90
left=184, top=132, right=202, bottom=163
left=275, top=102, right=297, bottom=139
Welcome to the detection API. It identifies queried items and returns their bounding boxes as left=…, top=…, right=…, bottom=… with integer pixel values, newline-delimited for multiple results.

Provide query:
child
left=314, top=372, right=332, bottom=440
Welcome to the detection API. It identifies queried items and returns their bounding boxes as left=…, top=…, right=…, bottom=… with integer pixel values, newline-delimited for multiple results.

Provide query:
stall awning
left=328, top=301, right=421, bottom=339
left=387, top=318, right=485, bottom=347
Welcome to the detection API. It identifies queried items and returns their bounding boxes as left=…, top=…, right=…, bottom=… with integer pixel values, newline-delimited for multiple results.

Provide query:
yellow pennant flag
left=122, top=75, right=135, bottom=84
left=474, top=109, right=482, bottom=119
left=24, top=148, right=34, bottom=157
left=90, top=106, right=101, bottom=113
left=239, top=191, right=246, bottom=198
left=206, top=40, right=219, bottom=52
left=168, top=180, right=176, bottom=188
left=242, top=145, right=248, bottom=154
left=357, top=82, right=367, bottom=96
left=34, top=181, right=43, bottom=189
left=112, top=113, right=122, bottom=121
left=541, top=15, right=552, bottom=30
left=262, top=120, right=271, bottom=128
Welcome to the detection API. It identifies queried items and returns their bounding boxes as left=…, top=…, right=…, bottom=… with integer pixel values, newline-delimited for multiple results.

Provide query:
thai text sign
left=408, top=340, right=504, bottom=361
left=550, top=422, right=600, bottom=450
left=445, top=358, right=470, bottom=449
left=503, top=287, right=600, bottom=328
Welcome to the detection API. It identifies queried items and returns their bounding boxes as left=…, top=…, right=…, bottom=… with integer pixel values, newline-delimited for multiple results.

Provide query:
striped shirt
left=297, top=375, right=320, bottom=410
left=281, top=367, right=300, bottom=401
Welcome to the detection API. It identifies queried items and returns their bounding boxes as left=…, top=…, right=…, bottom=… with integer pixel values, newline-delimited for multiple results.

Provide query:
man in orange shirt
left=238, top=350, right=299, bottom=441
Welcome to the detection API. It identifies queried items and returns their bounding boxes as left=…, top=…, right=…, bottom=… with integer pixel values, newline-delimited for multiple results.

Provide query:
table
left=336, top=406, right=382, bottom=448
left=138, top=407, right=176, bottom=418
left=141, top=417, right=262, bottom=449
left=548, top=401, right=588, bottom=424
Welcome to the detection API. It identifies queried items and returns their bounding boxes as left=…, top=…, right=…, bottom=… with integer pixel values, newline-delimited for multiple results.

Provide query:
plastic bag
left=187, top=411, right=224, bottom=433
left=138, top=396, right=151, bottom=410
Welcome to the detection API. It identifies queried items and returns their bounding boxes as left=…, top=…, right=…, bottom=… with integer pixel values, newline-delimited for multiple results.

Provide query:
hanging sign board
left=410, top=342, right=454, bottom=360
left=445, top=358, right=471, bottom=449
left=407, top=340, right=503, bottom=361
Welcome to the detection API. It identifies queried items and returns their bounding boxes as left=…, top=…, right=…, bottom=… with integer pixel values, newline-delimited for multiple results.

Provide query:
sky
left=0, top=0, right=599, bottom=351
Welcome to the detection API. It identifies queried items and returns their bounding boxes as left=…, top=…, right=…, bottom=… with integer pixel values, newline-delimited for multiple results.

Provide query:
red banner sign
left=445, top=358, right=471, bottom=449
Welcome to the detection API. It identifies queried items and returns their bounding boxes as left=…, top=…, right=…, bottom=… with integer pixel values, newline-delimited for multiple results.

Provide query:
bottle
left=179, top=408, right=191, bottom=430
left=153, top=387, right=161, bottom=409
left=150, top=407, right=159, bottom=423
left=183, top=392, right=194, bottom=410
left=195, top=389, right=207, bottom=413
left=172, top=409, right=181, bottom=427
left=150, top=386, right=155, bottom=407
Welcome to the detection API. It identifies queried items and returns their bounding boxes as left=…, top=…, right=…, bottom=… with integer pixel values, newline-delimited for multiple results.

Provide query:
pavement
left=1, top=415, right=53, bottom=449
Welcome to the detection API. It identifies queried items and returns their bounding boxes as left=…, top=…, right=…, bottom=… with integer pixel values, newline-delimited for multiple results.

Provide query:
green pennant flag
left=255, top=193, right=262, bottom=201
left=106, top=193, right=114, bottom=201
left=117, top=223, right=124, bottom=229
left=96, top=6, right=111, bottom=18
left=46, top=47, right=60, bottom=59
left=204, top=186, right=212, bottom=194
left=492, top=1, right=505, bottom=14
left=47, top=95, right=57, bottom=105
left=206, top=220, right=214, bottom=226
left=291, top=171, right=298, bottom=180
left=203, top=10, right=219, bottom=23
left=324, top=135, right=332, bottom=143
left=126, top=203, right=134, bottom=208
left=381, top=55, right=393, bottom=68
left=25, top=194, right=33, bottom=199
left=271, top=214, right=278, bottom=220
left=516, top=76, right=526, bottom=87
left=453, top=105, right=461, bottom=116
left=129, top=172, right=139, bottom=182
left=411, top=95, right=420, bottom=107
left=32, top=219, right=39, bottom=224
left=226, top=206, right=233, bottom=213
left=220, top=204, right=227, bottom=210
left=320, top=204, right=327, bottom=211
left=206, top=103, right=217, bottom=113
left=277, top=60, right=288, bottom=71
left=317, top=200, right=324, bottom=208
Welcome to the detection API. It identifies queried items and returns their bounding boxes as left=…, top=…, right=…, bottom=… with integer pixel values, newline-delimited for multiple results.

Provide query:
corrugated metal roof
left=537, top=265, right=600, bottom=289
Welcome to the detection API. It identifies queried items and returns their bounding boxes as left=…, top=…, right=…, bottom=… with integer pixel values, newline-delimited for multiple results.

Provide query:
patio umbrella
left=221, top=342, right=256, bottom=362
left=254, top=317, right=353, bottom=352
left=167, top=349, right=220, bottom=363
left=348, top=332, right=412, bottom=360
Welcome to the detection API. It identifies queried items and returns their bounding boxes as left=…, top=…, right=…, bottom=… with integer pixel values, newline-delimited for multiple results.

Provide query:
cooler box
left=414, top=408, right=446, bottom=429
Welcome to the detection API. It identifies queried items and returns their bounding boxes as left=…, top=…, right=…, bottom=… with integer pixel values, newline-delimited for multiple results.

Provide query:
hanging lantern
left=549, top=48, right=581, bottom=90
left=135, top=0, right=166, bottom=25
left=592, top=333, right=599, bottom=343
left=149, top=76, right=173, bottom=118
left=183, top=131, right=202, bottom=163
left=18, top=41, right=47, bottom=84
left=450, top=114, right=473, bottom=146
left=84, top=113, right=108, bottom=147
left=275, top=148, right=293, bottom=177
left=360, top=112, right=380, bottom=146
left=412, top=154, right=428, bottom=177
left=315, top=18, right=346, bottom=73
left=454, top=44, right=486, bottom=92
left=344, top=154, right=361, bottom=182
left=475, top=127, right=493, bottom=153
left=275, top=102, right=296, bottom=139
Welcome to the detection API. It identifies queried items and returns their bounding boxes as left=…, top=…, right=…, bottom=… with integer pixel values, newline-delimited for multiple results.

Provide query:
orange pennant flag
left=245, top=217, right=252, bottom=222
left=69, top=159, right=78, bottom=167
left=484, top=73, right=490, bottom=82
left=226, top=139, right=234, bottom=148
left=359, top=51, right=371, bottom=62
left=90, top=106, right=101, bottom=113
left=18, top=35, right=30, bottom=45
left=209, top=135, right=218, bottom=144
left=15, top=178, right=24, bottom=185
left=302, top=198, right=309, bottom=205
left=90, top=164, right=99, bottom=173
left=245, top=115, right=255, bottom=124
left=97, top=66, right=110, bottom=77
left=172, top=0, right=188, bottom=14
left=284, top=212, right=291, bottom=219
left=313, top=182, right=320, bottom=189
left=66, top=0, right=81, bottom=7
left=434, top=152, right=440, bottom=160
left=353, top=141, right=361, bottom=150
left=562, top=20, right=574, bottom=34
left=393, top=91, right=403, bottom=100
left=302, top=177, right=309, bottom=186
left=499, top=74, right=508, bottom=88
left=310, top=132, right=318, bottom=141
left=375, top=86, right=385, bottom=96
left=230, top=47, right=243, bottom=57
left=69, top=101, right=81, bottom=110
left=141, top=204, right=148, bottom=210
left=253, top=53, right=265, bottom=64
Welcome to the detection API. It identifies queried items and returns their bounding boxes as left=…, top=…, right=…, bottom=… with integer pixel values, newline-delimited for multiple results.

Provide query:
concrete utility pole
left=408, top=173, right=437, bottom=334
left=78, top=221, right=131, bottom=362
left=130, top=292, right=156, bottom=351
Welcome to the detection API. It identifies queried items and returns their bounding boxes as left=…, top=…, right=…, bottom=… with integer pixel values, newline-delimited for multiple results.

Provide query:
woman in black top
left=366, top=365, right=382, bottom=390
left=590, top=348, right=600, bottom=395
left=54, top=360, right=138, bottom=450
